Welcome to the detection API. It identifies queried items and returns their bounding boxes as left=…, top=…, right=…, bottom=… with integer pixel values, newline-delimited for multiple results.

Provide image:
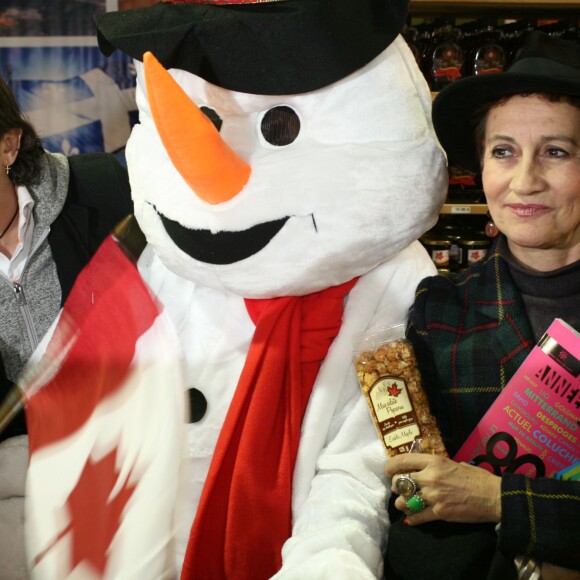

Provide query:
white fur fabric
left=137, top=240, right=436, bottom=578
left=0, top=435, right=29, bottom=580
left=276, top=241, right=436, bottom=578
left=126, top=35, right=447, bottom=297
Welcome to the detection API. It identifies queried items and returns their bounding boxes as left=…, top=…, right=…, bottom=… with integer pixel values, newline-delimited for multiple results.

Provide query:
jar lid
left=460, top=239, right=490, bottom=246
left=421, top=237, right=451, bottom=246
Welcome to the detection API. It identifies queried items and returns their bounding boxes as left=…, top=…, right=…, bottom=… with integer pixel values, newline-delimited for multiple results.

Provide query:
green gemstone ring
left=406, top=494, right=425, bottom=513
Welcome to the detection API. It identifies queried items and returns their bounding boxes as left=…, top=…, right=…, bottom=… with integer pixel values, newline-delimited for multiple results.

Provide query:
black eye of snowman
left=261, top=106, right=300, bottom=146
left=200, top=106, right=223, bottom=132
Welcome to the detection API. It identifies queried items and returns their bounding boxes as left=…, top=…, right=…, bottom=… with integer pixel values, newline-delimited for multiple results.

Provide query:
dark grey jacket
left=0, top=152, right=132, bottom=441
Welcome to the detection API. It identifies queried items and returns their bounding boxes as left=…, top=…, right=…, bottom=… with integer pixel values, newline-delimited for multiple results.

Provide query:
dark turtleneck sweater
left=497, top=235, right=580, bottom=342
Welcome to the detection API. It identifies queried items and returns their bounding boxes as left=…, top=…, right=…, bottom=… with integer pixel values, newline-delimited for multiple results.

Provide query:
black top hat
left=432, top=31, right=580, bottom=172
left=94, top=0, right=408, bottom=96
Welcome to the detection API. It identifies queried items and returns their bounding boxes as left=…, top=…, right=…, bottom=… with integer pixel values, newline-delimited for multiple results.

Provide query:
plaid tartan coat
left=407, top=237, right=535, bottom=455
left=404, top=237, right=580, bottom=571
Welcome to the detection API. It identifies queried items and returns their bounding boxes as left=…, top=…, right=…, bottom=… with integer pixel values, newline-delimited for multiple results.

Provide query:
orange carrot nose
left=143, top=51, right=251, bottom=205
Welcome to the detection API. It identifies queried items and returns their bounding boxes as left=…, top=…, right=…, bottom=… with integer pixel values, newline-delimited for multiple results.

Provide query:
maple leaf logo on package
left=387, top=382, right=402, bottom=397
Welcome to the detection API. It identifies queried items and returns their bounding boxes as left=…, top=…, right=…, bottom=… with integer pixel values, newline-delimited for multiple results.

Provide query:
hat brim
left=95, top=0, right=408, bottom=95
left=432, top=72, right=580, bottom=172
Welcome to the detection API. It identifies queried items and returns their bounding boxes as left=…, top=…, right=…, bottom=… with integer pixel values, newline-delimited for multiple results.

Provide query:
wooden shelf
left=409, top=0, right=580, bottom=16
left=411, top=0, right=579, bottom=6
left=440, top=203, right=488, bottom=215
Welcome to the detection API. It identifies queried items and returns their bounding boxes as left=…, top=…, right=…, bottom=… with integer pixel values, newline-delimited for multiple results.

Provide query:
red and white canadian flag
left=20, top=235, right=186, bottom=579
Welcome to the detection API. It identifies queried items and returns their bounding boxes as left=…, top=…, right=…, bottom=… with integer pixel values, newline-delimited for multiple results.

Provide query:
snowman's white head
left=97, top=0, right=447, bottom=297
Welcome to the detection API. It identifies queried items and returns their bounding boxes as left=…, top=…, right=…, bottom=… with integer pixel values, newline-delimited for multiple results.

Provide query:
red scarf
left=181, top=278, right=357, bottom=579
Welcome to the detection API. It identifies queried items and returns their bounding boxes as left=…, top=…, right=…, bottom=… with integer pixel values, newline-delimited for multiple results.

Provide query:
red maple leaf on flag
left=33, top=447, right=138, bottom=574
left=66, top=448, right=137, bottom=576
left=34, top=449, right=136, bottom=576
left=387, top=382, right=401, bottom=397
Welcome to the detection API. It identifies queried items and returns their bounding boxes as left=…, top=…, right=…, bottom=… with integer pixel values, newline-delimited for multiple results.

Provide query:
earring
left=4, top=164, right=10, bottom=175
left=485, top=213, right=499, bottom=238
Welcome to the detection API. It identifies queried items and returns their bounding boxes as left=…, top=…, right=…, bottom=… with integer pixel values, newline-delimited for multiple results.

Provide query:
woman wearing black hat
left=383, top=31, right=580, bottom=580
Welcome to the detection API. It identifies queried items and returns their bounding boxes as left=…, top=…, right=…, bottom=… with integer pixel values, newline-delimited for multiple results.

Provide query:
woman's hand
left=541, top=563, right=580, bottom=580
left=385, top=453, right=502, bottom=526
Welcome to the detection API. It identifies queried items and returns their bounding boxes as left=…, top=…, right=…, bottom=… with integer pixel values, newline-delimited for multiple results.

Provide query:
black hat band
left=95, top=0, right=409, bottom=95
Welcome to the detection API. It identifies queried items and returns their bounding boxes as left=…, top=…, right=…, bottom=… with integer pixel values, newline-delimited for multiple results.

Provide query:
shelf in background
left=409, top=0, right=580, bottom=16
left=440, top=203, right=488, bottom=215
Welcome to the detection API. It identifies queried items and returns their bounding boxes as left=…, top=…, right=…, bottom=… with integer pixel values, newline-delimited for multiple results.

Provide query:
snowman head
left=96, top=0, right=447, bottom=298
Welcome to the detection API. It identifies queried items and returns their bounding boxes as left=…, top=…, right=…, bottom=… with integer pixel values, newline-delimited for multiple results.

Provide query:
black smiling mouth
left=157, top=209, right=290, bottom=265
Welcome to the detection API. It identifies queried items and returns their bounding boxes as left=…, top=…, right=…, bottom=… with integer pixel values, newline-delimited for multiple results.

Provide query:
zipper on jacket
left=13, top=282, right=40, bottom=351
left=13, top=226, right=52, bottom=353
left=1, top=227, right=51, bottom=358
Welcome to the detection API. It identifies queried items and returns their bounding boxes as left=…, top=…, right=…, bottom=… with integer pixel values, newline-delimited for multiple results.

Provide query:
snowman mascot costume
left=93, top=0, right=447, bottom=578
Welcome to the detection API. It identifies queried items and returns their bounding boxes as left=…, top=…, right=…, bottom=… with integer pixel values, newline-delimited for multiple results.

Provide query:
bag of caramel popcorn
left=354, top=323, right=447, bottom=457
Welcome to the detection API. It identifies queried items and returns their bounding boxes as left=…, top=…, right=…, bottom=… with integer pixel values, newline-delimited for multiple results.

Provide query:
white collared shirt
left=0, top=185, right=35, bottom=283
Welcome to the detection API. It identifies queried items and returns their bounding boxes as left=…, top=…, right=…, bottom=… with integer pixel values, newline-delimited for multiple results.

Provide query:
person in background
left=384, top=31, right=579, bottom=580
left=0, top=76, right=132, bottom=579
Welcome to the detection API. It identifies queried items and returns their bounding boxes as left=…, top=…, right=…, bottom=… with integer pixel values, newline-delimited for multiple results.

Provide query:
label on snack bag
left=355, top=333, right=447, bottom=457
left=369, top=377, right=420, bottom=455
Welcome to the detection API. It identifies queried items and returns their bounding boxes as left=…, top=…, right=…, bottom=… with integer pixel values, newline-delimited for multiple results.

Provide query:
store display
left=405, top=15, right=579, bottom=91
left=408, top=5, right=578, bottom=263
left=438, top=223, right=464, bottom=270
left=427, top=17, right=465, bottom=90
left=422, top=215, right=490, bottom=272
left=497, top=18, right=536, bottom=66
left=471, top=27, right=507, bottom=75
left=458, top=237, right=491, bottom=269
left=420, top=236, right=451, bottom=269
left=446, top=163, right=483, bottom=202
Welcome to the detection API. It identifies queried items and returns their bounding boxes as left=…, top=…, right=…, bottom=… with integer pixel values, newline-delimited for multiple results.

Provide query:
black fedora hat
left=432, top=31, right=580, bottom=172
left=94, top=0, right=408, bottom=96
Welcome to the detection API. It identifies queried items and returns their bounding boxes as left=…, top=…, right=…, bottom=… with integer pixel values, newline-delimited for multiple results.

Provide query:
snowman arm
left=275, top=393, right=388, bottom=580
left=0, top=435, right=29, bottom=578
left=274, top=242, right=438, bottom=580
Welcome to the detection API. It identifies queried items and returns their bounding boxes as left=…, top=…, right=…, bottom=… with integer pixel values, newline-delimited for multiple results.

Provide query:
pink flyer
left=454, top=319, right=580, bottom=478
